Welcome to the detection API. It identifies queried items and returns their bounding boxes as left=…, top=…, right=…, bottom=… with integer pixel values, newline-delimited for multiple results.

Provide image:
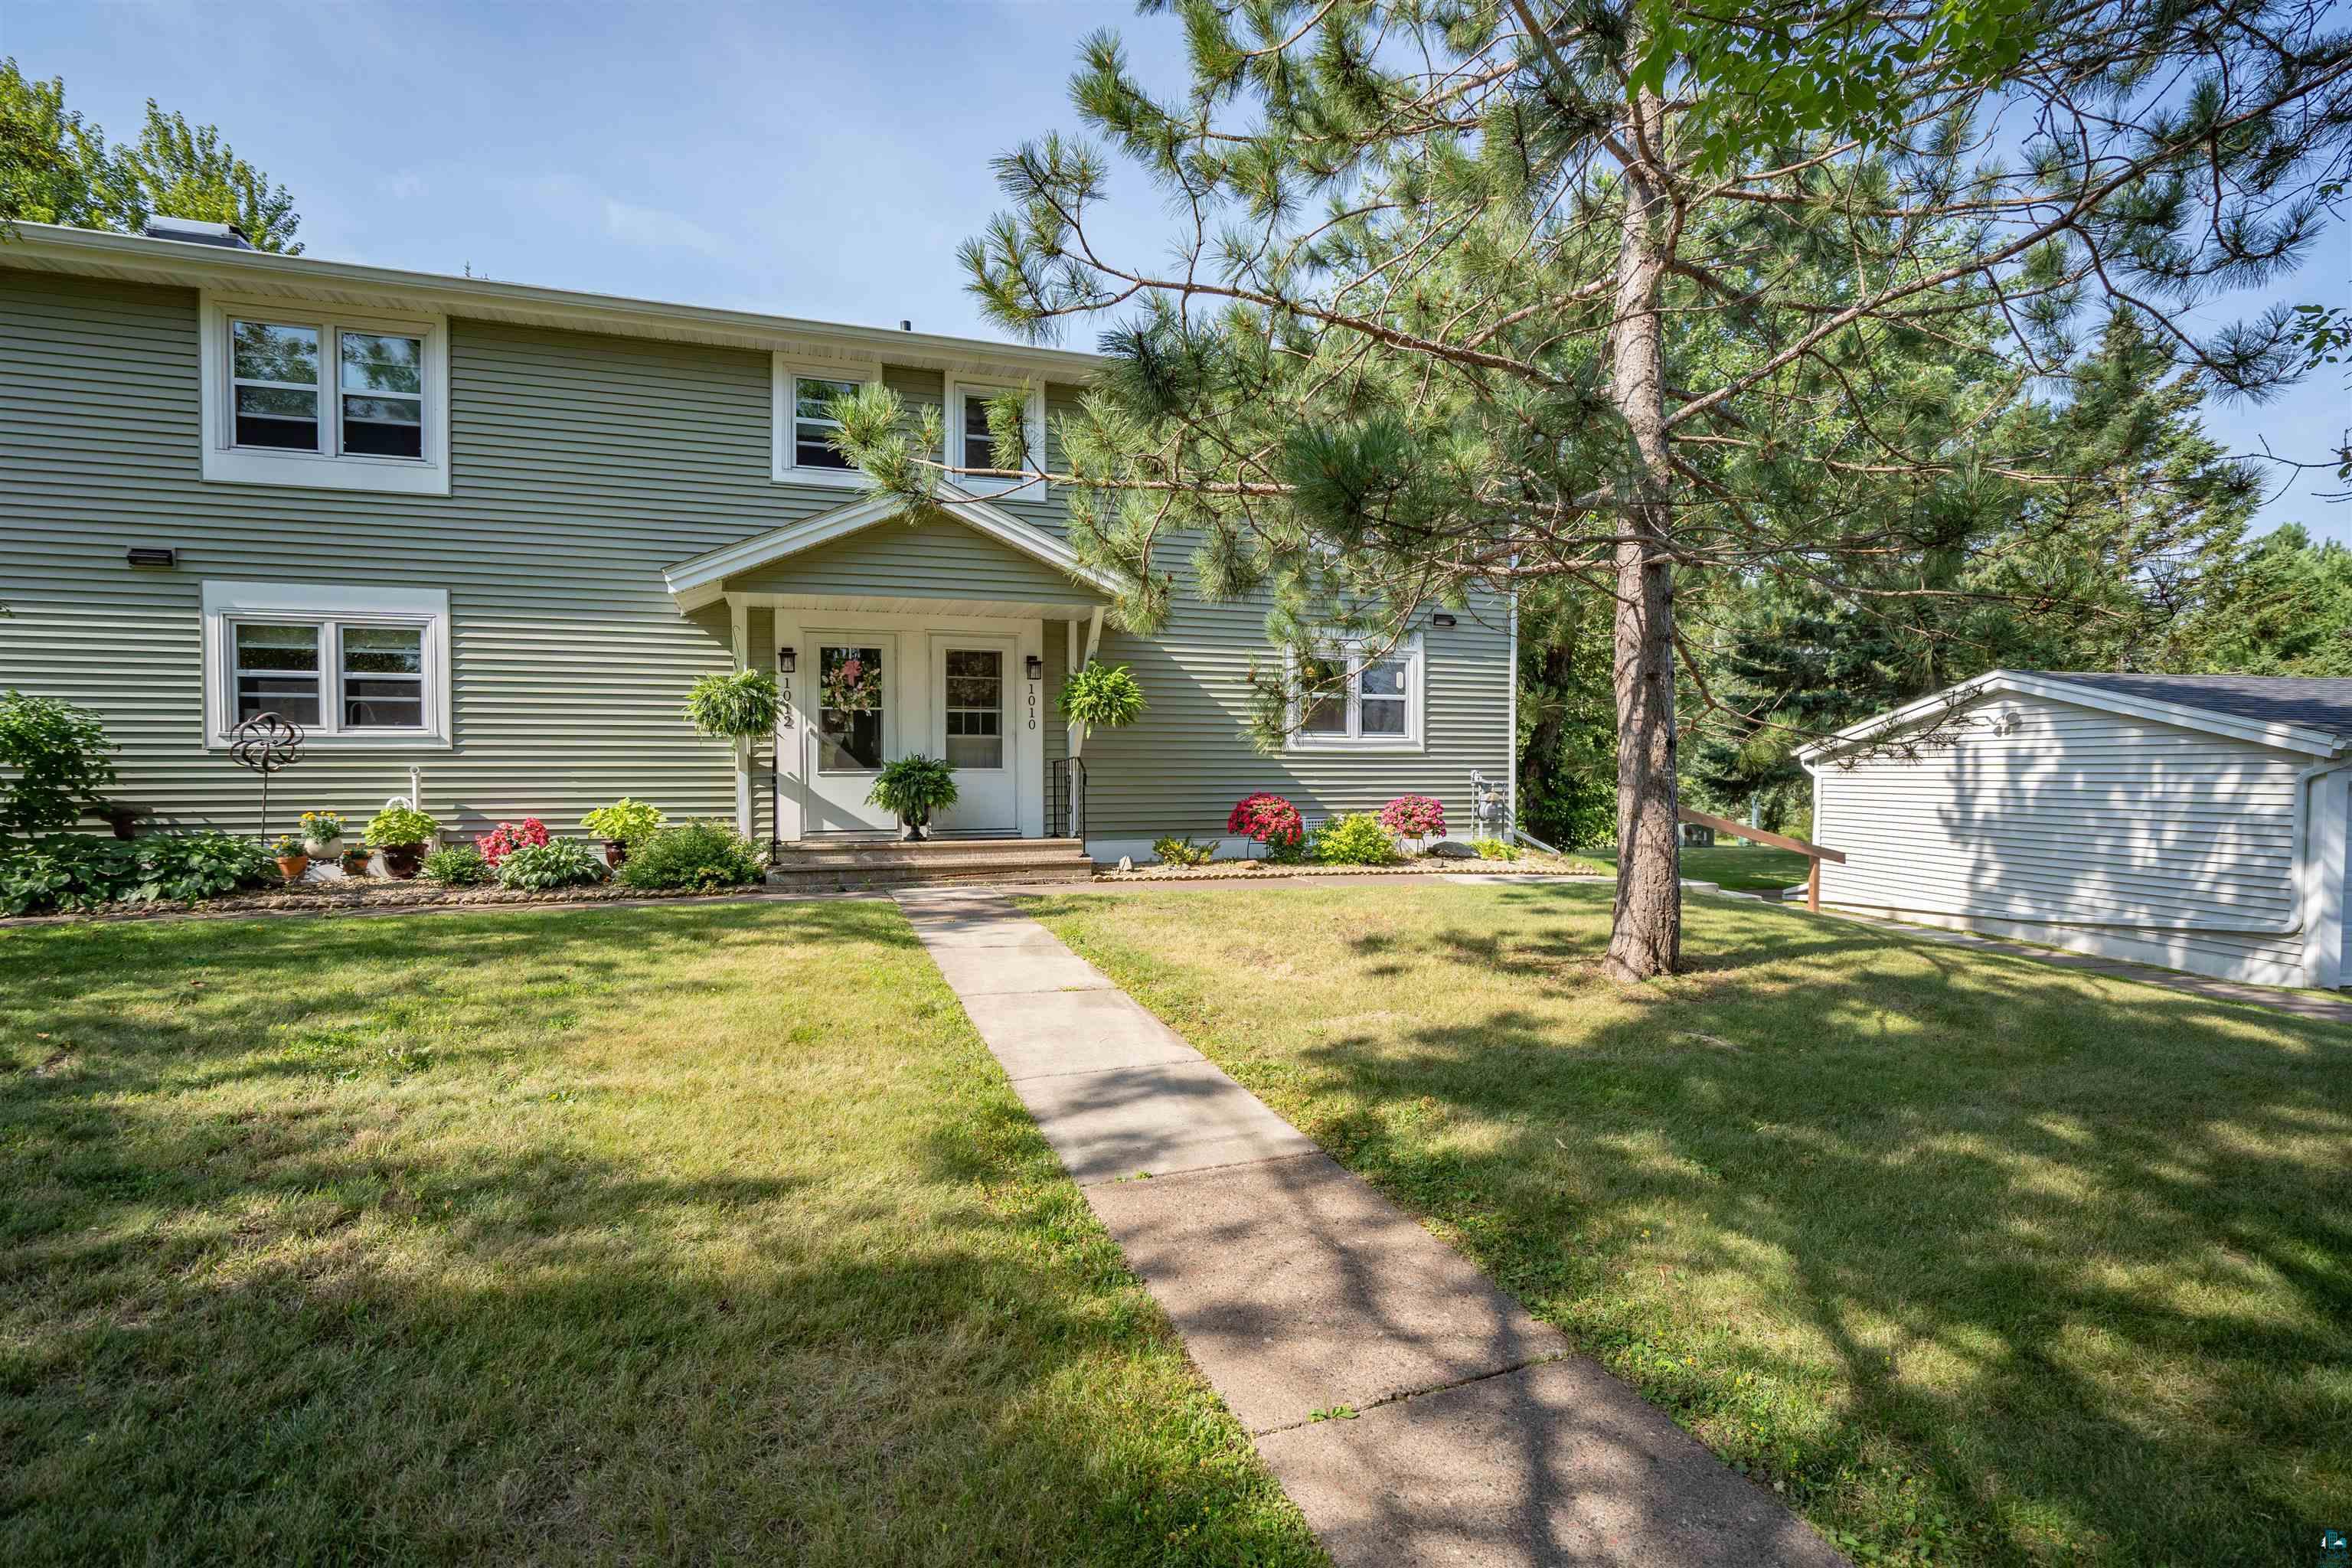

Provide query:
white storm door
left=929, top=635, right=1018, bottom=835
left=803, top=635, right=897, bottom=834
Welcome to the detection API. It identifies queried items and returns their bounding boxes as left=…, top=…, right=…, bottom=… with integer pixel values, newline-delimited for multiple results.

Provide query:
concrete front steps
left=767, top=836, right=1093, bottom=893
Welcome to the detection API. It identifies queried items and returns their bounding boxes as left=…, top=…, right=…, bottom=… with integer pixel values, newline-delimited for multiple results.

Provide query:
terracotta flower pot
left=275, top=854, right=310, bottom=882
left=341, top=848, right=372, bottom=877
left=602, top=839, right=629, bottom=871
left=378, top=843, right=425, bottom=880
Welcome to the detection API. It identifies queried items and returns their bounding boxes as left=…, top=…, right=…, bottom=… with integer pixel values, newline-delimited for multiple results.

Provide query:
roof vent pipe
left=900, top=320, right=912, bottom=332
left=141, top=216, right=254, bottom=250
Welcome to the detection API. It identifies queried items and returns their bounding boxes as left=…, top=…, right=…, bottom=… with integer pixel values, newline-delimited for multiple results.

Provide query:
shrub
left=582, top=797, right=666, bottom=845
left=683, top=669, right=782, bottom=740
left=1227, top=792, right=1305, bottom=853
left=1378, top=794, right=1446, bottom=840
left=867, top=754, right=959, bottom=826
left=477, top=817, right=550, bottom=867
left=616, top=821, right=766, bottom=891
left=364, top=804, right=439, bottom=848
left=1311, top=812, right=1402, bottom=866
left=493, top=838, right=606, bottom=891
left=0, top=690, right=118, bottom=838
left=1057, top=662, right=1148, bottom=733
left=1152, top=835, right=1217, bottom=867
left=421, top=843, right=492, bottom=886
left=1472, top=837, right=1520, bottom=861
left=0, top=831, right=276, bottom=916
left=297, top=810, right=345, bottom=845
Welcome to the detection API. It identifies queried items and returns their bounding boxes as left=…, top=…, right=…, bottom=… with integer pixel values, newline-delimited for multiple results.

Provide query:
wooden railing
left=1676, top=807, right=1845, bottom=913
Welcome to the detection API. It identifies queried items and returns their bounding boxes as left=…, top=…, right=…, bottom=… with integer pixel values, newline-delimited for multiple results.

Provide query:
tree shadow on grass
left=1227, top=889, right=2352, bottom=1566
left=0, top=903, right=1320, bottom=1568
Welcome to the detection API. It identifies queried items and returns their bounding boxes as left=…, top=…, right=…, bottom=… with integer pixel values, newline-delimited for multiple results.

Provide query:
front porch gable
left=661, top=481, right=1119, bottom=612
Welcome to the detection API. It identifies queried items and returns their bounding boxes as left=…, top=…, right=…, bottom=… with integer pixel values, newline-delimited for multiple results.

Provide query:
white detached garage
left=1798, top=672, right=2351, bottom=991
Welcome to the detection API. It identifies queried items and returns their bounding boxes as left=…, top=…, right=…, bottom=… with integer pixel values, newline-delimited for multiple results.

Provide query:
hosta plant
left=493, top=838, right=606, bottom=891
left=1151, top=835, right=1217, bottom=867
left=581, top=798, right=666, bottom=845
left=363, top=804, right=439, bottom=848
left=0, top=832, right=277, bottom=915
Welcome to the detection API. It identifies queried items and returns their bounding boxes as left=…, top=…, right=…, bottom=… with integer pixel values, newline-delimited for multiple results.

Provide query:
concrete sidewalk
left=897, top=887, right=1847, bottom=1568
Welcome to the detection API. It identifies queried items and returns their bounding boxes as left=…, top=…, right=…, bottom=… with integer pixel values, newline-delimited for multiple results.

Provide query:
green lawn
left=1024, top=881, right=2352, bottom=1568
left=1586, top=842, right=1816, bottom=892
left=0, top=905, right=1321, bottom=1566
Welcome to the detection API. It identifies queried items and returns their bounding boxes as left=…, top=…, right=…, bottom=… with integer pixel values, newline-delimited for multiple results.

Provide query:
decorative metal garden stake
left=230, top=712, right=305, bottom=842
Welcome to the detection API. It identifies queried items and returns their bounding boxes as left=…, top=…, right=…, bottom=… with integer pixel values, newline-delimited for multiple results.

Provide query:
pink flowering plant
left=1227, top=792, right=1305, bottom=858
left=476, top=817, right=550, bottom=868
left=1378, top=794, right=1446, bottom=840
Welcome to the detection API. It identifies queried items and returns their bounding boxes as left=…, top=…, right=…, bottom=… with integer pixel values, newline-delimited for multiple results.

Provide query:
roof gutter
left=0, top=221, right=1108, bottom=380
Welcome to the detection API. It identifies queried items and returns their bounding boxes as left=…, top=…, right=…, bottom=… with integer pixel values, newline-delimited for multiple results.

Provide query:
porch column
left=730, top=596, right=753, bottom=838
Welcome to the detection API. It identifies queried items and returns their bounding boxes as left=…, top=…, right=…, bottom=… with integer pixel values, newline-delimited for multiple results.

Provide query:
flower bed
left=0, top=875, right=783, bottom=927
left=1097, top=853, right=1607, bottom=884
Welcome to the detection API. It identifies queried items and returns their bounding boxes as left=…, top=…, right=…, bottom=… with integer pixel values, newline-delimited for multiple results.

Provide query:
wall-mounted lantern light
left=1025, top=655, right=1045, bottom=681
left=777, top=647, right=796, bottom=674
left=1430, top=612, right=1457, bottom=629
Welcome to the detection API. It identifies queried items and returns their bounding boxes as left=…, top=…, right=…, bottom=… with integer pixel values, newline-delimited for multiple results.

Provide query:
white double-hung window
left=202, top=581, right=451, bottom=748
left=1289, top=633, right=1424, bottom=752
left=773, top=357, right=880, bottom=485
left=943, top=374, right=1045, bottom=494
left=200, top=292, right=449, bottom=494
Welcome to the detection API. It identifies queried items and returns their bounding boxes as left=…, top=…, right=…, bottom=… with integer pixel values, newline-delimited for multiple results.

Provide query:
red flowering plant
left=1378, top=794, right=1446, bottom=841
left=1226, top=792, right=1305, bottom=860
left=476, top=817, right=550, bottom=868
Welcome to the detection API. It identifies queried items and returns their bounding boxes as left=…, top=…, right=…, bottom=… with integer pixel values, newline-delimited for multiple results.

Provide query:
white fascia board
left=1797, top=670, right=2347, bottom=763
left=2, top=221, right=1103, bottom=381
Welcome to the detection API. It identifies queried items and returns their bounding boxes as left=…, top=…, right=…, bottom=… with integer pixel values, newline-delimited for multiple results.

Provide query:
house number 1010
left=1027, top=682, right=1039, bottom=730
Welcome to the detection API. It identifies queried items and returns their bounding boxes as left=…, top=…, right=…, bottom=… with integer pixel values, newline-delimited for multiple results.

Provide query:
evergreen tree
left=830, top=0, right=2351, bottom=978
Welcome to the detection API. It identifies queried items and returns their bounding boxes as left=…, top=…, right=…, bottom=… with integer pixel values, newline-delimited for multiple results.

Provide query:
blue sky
left=8, top=0, right=2345, bottom=542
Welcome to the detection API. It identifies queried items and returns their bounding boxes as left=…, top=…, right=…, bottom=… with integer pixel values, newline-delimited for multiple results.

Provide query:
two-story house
left=0, top=219, right=1517, bottom=861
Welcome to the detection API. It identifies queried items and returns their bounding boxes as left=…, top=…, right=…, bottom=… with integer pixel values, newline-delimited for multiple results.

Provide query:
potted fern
left=867, top=754, right=958, bottom=841
left=1057, top=661, right=1147, bottom=736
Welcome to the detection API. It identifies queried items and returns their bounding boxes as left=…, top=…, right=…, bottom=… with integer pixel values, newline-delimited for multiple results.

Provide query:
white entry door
left=928, top=635, right=1018, bottom=835
left=803, top=635, right=897, bottom=835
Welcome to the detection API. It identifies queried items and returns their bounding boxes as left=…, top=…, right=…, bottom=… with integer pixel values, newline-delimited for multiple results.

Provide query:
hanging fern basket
left=683, top=669, right=782, bottom=740
left=1056, top=661, right=1147, bottom=736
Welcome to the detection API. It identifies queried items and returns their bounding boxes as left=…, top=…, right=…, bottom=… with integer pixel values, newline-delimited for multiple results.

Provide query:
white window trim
left=773, top=354, right=881, bottom=486
left=943, top=374, right=1046, bottom=495
left=1285, top=632, right=1426, bottom=753
left=201, top=580, right=452, bottom=750
left=198, top=291, right=451, bottom=495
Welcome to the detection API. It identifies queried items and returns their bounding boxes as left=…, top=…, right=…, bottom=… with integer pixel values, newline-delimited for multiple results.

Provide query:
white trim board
left=662, top=481, right=1119, bottom=611
left=1799, top=670, right=2349, bottom=763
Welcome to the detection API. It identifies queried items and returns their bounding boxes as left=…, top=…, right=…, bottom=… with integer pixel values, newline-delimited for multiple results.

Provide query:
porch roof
left=662, top=482, right=1120, bottom=613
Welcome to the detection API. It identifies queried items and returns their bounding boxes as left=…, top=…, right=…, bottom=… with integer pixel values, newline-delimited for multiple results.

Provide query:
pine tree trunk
left=1602, top=112, right=1681, bottom=983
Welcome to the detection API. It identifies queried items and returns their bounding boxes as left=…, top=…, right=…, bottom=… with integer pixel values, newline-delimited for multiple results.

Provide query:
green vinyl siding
left=724, top=514, right=1102, bottom=607
left=0, top=265, right=1514, bottom=850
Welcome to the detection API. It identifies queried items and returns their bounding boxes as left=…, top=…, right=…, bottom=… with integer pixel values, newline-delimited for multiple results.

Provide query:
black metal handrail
left=1049, top=756, right=1086, bottom=840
